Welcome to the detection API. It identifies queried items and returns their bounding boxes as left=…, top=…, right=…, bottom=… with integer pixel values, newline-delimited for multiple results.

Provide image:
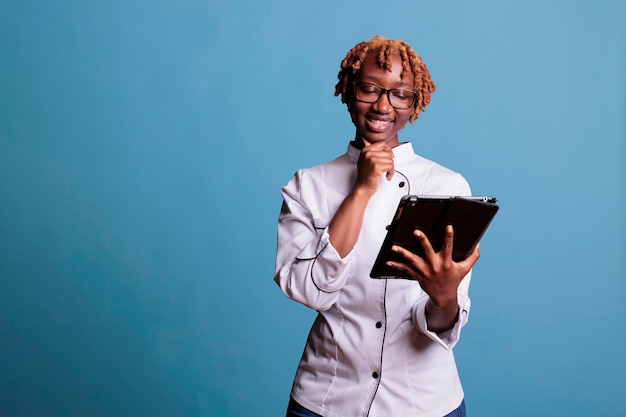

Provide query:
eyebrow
left=358, top=75, right=413, bottom=89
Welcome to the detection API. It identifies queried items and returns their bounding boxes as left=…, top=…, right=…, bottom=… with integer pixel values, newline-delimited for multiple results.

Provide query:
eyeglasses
left=352, top=82, right=417, bottom=109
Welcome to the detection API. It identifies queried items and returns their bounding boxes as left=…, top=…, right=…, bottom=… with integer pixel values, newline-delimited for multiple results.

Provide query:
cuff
left=295, top=227, right=353, bottom=293
left=413, top=297, right=470, bottom=350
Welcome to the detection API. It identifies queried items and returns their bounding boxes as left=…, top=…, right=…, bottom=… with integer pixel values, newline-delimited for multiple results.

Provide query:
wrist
left=350, top=185, right=375, bottom=201
left=428, top=295, right=458, bottom=311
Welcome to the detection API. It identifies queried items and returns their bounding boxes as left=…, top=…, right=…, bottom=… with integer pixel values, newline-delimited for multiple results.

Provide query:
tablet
left=370, top=195, right=499, bottom=279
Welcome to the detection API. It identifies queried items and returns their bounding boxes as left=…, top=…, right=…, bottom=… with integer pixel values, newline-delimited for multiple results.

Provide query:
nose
left=372, top=91, right=393, bottom=113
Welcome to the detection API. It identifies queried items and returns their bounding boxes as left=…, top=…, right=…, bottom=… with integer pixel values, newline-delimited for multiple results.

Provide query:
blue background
left=1, top=1, right=624, bottom=416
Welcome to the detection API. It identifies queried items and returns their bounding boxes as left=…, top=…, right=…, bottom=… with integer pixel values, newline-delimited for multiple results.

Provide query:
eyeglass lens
left=354, top=82, right=416, bottom=109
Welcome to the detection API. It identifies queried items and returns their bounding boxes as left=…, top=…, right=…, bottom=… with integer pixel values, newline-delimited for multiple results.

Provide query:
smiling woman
left=1, top=1, right=624, bottom=416
left=274, top=36, right=476, bottom=417
left=346, top=53, right=415, bottom=147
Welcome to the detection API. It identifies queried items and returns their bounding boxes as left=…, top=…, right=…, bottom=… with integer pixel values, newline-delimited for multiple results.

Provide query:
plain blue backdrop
left=1, top=1, right=624, bottom=416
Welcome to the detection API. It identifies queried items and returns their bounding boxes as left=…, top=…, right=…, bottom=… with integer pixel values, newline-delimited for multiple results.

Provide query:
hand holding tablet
left=370, top=195, right=499, bottom=279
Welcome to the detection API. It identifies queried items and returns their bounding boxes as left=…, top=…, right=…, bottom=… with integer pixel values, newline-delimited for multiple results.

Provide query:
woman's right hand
left=327, top=139, right=395, bottom=257
left=355, top=139, right=395, bottom=196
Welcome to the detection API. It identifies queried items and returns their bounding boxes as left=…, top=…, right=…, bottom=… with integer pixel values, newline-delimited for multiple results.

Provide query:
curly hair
left=334, top=36, right=436, bottom=123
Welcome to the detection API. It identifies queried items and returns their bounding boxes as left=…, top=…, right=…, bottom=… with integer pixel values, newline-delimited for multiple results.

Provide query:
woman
left=275, top=36, right=477, bottom=417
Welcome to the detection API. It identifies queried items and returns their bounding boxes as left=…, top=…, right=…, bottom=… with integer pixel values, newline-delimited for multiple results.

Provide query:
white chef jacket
left=275, top=141, right=473, bottom=417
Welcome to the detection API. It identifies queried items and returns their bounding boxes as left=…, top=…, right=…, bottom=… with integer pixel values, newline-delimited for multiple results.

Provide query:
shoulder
left=405, top=153, right=471, bottom=196
left=281, top=152, right=353, bottom=198
left=288, top=152, right=352, bottom=184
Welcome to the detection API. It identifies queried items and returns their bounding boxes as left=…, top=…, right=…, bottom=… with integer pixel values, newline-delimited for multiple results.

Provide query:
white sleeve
left=274, top=171, right=353, bottom=311
left=411, top=271, right=472, bottom=350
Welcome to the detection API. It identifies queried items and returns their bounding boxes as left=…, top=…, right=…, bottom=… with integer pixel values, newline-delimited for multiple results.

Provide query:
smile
left=366, top=118, right=392, bottom=131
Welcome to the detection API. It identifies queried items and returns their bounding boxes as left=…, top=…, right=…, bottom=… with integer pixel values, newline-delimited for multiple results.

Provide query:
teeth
left=370, top=119, right=390, bottom=126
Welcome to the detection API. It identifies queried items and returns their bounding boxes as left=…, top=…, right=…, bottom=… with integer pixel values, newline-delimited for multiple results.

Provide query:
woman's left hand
left=385, top=225, right=479, bottom=308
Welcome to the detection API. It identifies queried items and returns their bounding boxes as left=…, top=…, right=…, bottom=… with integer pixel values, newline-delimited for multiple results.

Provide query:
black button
left=385, top=225, right=390, bottom=230
left=372, top=372, right=379, bottom=379
left=398, top=181, right=405, bottom=188
left=375, top=322, right=382, bottom=328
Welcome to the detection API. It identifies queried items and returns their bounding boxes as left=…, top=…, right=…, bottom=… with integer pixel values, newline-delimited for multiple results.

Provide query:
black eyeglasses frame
left=351, top=81, right=418, bottom=109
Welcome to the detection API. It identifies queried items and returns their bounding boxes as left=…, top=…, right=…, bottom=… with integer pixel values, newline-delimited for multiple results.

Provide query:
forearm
left=412, top=273, right=472, bottom=349
left=327, top=188, right=371, bottom=258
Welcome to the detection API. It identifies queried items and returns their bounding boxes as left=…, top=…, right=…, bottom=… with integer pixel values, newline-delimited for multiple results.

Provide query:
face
left=349, top=51, right=415, bottom=148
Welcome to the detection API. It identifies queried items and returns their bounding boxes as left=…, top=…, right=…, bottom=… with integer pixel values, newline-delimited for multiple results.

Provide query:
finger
left=365, top=163, right=395, bottom=181
left=412, top=229, right=435, bottom=257
left=380, top=159, right=395, bottom=181
left=459, top=243, right=480, bottom=270
left=385, top=162, right=395, bottom=181
left=441, top=225, right=454, bottom=257
left=360, top=150, right=393, bottom=167
left=385, top=260, right=420, bottom=279
left=390, top=245, right=428, bottom=279
left=363, top=155, right=394, bottom=180
left=359, top=144, right=394, bottom=180
left=363, top=140, right=394, bottom=156
left=391, top=244, right=424, bottom=264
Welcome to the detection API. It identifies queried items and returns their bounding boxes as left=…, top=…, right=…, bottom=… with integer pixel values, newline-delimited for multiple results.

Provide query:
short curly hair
left=334, top=36, right=436, bottom=123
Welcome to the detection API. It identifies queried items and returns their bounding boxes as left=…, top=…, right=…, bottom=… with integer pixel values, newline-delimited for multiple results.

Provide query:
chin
left=371, top=136, right=399, bottom=145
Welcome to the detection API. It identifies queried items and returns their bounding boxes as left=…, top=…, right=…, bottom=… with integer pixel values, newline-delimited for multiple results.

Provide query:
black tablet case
left=370, top=195, right=499, bottom=279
